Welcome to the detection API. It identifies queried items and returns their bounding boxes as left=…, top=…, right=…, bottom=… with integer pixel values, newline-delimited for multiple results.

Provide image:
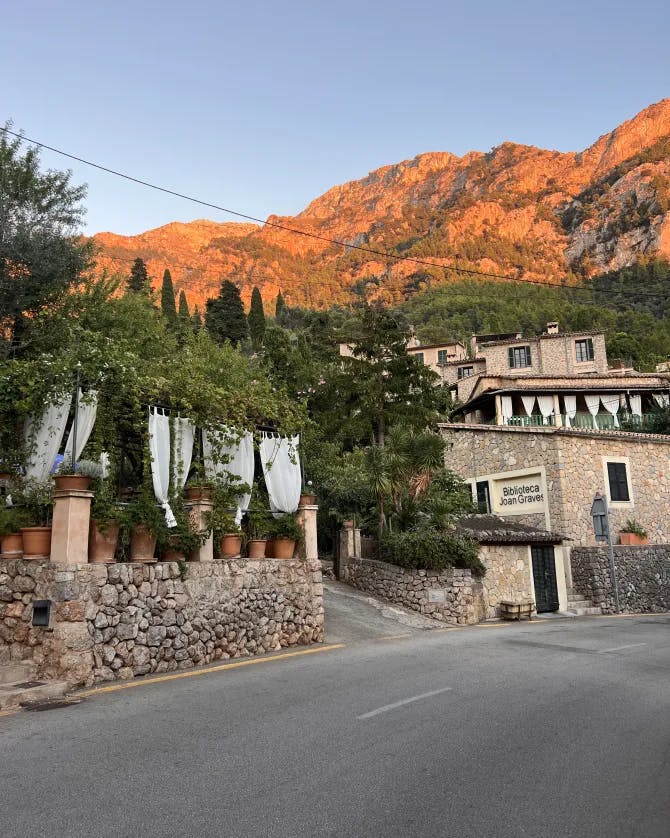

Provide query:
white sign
left=427, top=589, right=446, bottom=604
left=491, top=473, right=546, bottom=515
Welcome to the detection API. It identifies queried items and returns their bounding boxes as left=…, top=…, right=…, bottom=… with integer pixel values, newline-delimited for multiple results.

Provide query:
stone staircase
left=566, top=591, right=602, bottom=617
left=0, top=661, right=70, bottom=712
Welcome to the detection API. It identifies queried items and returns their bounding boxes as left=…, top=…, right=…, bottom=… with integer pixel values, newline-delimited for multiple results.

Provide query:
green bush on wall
left=379, top=529, right=485, bottom=577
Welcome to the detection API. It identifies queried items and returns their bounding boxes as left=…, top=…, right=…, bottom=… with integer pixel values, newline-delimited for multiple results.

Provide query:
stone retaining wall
left=0, top=558, right=324, bottom=686
left=341, top=557, right=486, bottom=624
left=571, top=545, right=670, bottom=614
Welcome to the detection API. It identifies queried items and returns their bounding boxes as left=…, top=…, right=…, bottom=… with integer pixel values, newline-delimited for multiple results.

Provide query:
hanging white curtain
left=149, top=408, right=177, bottom=528
left=600, top=394, right=620, bottom=427
left=203, top=428, right=255, bottom=526
left=563, top=395, right=577, bottom=427
left=500, top=395, right=514, bottom=424
left=536, top=395, right=555, bottom=424
left=521, top=395, right=536, bottom=416
left=24, top=394, right=73, bottom=482
left=172, top=417, right=195, bottom=490
left=63, top=390, right=98, bottom=464
left=260, top=434, right=301, bottom=516
left=653, top=393, right=670, bottom=408
left=584, top=394, right=601, bottom=428
left=628, top=394, right=642, bottom=417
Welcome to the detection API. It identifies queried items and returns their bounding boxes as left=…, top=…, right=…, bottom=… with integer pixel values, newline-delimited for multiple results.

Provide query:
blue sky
left=2, top=0, right=668, bottom=235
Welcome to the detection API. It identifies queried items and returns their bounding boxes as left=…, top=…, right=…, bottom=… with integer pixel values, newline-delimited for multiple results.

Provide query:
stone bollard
left=185, top=498, right=214, bottom=561
left=50, top=488, right=94, bottom=565
left=297, top=503, right=319, bottom=561
left=338, top=521, right=361, bottom=561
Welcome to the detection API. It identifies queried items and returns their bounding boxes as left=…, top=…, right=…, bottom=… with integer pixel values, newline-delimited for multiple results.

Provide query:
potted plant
left=127, top=489, right=166, bottom=562
left=0, top=505, right=30, bottom=557
left=245, top=509, right=269, bottom=559
left=300, top=480, right=317, bottom=507
left=15, top=478, right=54, bottom=558
left=54, top=458, right=102, bottom=491
left=269, top=514, right=304, bottom=560
left=89, top=477, right=127, bottom=563
left=212, top=511, right=243, bottom=558
left=620, top=519, right=648, bottom=545
left=160, top=505, right=206, bottom=562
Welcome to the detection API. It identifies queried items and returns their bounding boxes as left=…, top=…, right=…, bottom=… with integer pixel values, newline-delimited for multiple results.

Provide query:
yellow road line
left=431, top=627, right=460, bottom=632
left=0, top=708, right=18, bottom=718
left=78, top=643, right=346, bottom=698
left=375, top=633, right=413, bottom=641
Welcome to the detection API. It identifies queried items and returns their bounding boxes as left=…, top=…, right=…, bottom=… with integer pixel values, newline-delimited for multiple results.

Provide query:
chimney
left=546, top=321, right=559, bottom=335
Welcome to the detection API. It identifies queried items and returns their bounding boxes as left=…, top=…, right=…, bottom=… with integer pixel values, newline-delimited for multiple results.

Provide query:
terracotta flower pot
left=185, top=485, right=213, bottom=502
left=264, top=538, right=276, bottom=558
left=89, top=520, right=120, bottom=563
left=300, top=493, right=316, bottom=506
left=619, top=532, right=648, bottom=546
left=0, top=532, right=23, bottom=557
left=54, top=474, right=93, bottom=491
left=20, top=526, right=52, bottom=558
left=162, top=534, right=187, bottom=562
left=246, top=538, right=267, bottom=559
left=219, top=533, right=243, bottom=558
left=130, top=524, right=157, bottom=562
left=273, top=537, right=296, bottom=560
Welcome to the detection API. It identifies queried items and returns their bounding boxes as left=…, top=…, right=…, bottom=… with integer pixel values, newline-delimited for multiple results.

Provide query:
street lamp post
left=590, top=492, right=621, bottom=614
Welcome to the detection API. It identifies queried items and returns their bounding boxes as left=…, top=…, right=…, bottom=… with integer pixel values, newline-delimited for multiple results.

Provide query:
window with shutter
left=509, top=345, right=532, bottom=368
left=607, top=461, right=630, bottom=502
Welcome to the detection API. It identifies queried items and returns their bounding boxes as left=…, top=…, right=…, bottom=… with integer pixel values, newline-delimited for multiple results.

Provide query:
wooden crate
left=500, top=600, right=534, bottom=621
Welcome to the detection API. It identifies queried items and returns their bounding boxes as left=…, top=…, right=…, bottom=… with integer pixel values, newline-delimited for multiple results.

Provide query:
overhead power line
left=2, top=124, right=669, bottom=301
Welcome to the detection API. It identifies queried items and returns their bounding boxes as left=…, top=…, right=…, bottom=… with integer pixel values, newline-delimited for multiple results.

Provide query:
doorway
left=531, top=545, right=559, bottom=612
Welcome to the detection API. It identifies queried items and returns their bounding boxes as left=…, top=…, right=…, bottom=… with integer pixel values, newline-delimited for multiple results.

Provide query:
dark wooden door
left=531, top=545, right=559, bottom=612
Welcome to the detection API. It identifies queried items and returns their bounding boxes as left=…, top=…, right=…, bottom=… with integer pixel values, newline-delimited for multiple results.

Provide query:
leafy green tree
left=191, top=305, right=202, bottom=331
left=248, top=286, right=266, bottom=348
left=0, top=125, right=92, bottom=356
left=275, top=290, right=285, bottom=323
left=160, top=269, right=177, bottom=321
left=127, top=257, right=150, bottom=294
left=205, top=280, right=248, bottom=345
left=178, top=290, right=190, bottom=321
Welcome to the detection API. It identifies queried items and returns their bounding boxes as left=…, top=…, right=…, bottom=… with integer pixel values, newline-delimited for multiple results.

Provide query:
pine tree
left=248, top=286, right=266, bottom=349
left=205, top=280, right=248, bottom=345
left=275, top=290, right=285, bottom=323
left=192, top=305, right=202, bottom=331
left=128, top=257, right=150, bottom=293
left=160, top=269, right=177, bottom=321
left=178, top=290, right=190, bottom=321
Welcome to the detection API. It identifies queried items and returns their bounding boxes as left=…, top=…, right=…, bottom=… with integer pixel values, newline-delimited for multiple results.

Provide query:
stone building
left=440, top=422, right=670, bottom=600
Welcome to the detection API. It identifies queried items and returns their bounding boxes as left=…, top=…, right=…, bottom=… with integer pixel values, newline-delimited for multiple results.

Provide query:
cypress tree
left=160, top=269, right=177, bottom=321
left=205, top=280, right=248, bottom=345
left=128, top=257, right=150, bottom=293
left=178, top=290, right=190, bottom=321
left=248, top=286, right=266, bottom=348
left=275, top=290, right=285, bottom=323
left=192, top=305, right=202, bottom=331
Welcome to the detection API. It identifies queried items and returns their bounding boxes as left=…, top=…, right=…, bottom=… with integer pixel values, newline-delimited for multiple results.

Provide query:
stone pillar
left=50, top=488, right=93, bottom=565
left=185, top=499, right=213, bottom=562
left=297, top=503, right=318, bottom=561
left=338, top=521, right=361, bottom=560
left=495, top=394, right=503, bottom=425
left=553, top=394, right=562, bottom=427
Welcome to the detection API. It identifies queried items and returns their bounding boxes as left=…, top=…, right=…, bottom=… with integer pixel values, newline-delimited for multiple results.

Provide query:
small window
left=437, top=349, right=449, bottom=365
left=476, top=480, right=491, bottom=513
left=457, top=366, right=474, bottom=380
left=575, top=338, right=594, bottom=362
left=508, top=345, right=532, bottom=369
left=607, top=461, right=630, bottom=502
left=413, top=352, right=424, bottom=366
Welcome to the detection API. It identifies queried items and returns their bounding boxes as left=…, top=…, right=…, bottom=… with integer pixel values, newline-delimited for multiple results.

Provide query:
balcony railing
left=494, top=412, right=657, bottom=431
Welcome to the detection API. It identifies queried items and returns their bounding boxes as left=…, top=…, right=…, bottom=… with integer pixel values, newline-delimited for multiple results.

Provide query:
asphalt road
left=2, top=586, right=669, bottom=838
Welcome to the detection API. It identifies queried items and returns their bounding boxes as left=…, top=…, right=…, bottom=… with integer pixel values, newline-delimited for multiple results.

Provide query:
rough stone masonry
left=0, top=558, right=324, bottom=686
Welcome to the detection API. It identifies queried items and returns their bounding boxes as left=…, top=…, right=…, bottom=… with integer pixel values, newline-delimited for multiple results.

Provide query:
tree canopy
left=205, top=280, right=248, bottom=345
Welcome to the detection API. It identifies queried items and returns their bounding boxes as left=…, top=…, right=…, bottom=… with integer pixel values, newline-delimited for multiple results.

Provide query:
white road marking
left=357, top=687, right=452, bottom=720
left=598, top=642, right=647, bottom=654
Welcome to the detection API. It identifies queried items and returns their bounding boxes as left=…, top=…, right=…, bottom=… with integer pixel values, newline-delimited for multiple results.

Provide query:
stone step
left=567, top=599, right=592, bottom=608
left=566, top=606, right=602, bottom=616
left=0, top=661, right=37, bottom=686
left=0, top=679, right=70, bottom=711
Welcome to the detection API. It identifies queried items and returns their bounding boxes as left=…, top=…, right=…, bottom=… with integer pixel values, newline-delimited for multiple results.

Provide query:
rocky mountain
left=92, top=99, right=670, bottom=311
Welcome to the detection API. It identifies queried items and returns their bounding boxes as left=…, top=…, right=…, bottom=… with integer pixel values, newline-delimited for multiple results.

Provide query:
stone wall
left=571, top=545, right=670, bottom=614
left=0, top=558, right=323, bottom=686
left=341, top=557, right=486, bottom=624
left=478, top=544, right=534, bottom=618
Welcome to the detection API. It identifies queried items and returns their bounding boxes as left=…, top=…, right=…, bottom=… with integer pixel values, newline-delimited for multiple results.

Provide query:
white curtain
left=536, top=395, right=555, bottom=424
left=629, top=394, right=642, bottom=417
left=24, top=394, right=72, bottom=482
left=172, top=417, right=195, bottom=490
left=203, top=428, right=255, bottom=526
left=149, top=408, right=177, bottom=528
left=600, top=394, right=620, bottom=427
left=653, top=393, right=670, bottom=408
left=63, top=390, right=98, bottom=464
left=563, top=395, right=577, bottom=427
left=521, top=395, right=536, bottom=416
left=260, top=434, right=301, bottom=516
left=500, top=395, right=514, bottom=424
left=584, top=394, right=601, bottom=429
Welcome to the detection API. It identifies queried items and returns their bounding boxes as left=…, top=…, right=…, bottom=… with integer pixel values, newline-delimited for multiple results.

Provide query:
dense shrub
left=379, top=529, right=485, bottom=576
